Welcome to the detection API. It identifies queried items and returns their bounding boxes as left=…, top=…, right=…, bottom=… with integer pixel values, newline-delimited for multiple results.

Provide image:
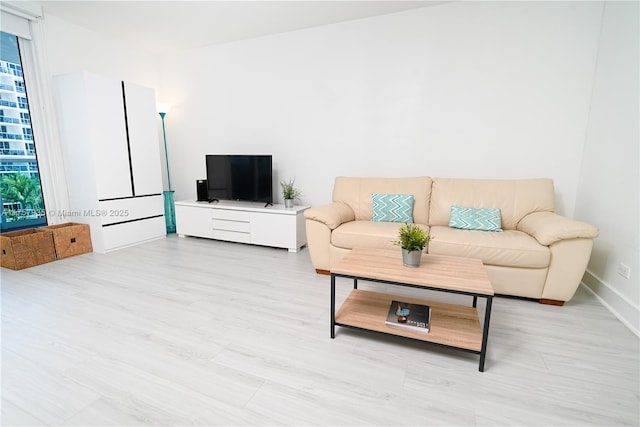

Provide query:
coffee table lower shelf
left=334, top=289, right=483, bottom=353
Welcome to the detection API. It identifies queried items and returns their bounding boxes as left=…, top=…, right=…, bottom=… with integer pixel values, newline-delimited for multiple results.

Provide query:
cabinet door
left=175, top=204, right=213, bottom=238
left=84, top=73, right=133, bottom=200
left=123, top=82, right=164, bottom=196
left=250, top=212, right=296, bottom=249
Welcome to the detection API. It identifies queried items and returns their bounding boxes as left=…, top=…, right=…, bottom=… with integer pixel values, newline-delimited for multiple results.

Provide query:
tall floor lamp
left=158, top=105, right=176, bottom=234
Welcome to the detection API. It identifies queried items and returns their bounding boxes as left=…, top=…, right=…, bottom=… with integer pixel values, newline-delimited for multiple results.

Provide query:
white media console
left=174, top=200, right=309, bottom=252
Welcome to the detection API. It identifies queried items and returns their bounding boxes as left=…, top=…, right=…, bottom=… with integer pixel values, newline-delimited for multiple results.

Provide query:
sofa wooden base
left=316, top=269, right=330, bottom=275
left=539, top=299, right=565, bottom=306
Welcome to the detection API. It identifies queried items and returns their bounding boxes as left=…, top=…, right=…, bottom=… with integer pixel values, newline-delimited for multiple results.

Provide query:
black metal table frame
left=330, top=272, right=493, bottom=372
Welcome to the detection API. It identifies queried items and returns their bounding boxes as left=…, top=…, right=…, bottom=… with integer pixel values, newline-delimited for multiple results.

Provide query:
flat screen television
left=205, top=155, right=273, bottom=204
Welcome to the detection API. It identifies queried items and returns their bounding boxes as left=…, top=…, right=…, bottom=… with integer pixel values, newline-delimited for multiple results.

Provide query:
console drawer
left=212, top=229, right=251, bottom=243
left=211, top=209, right=250, bottom=222
left=212, top=218, right=250, bottom=233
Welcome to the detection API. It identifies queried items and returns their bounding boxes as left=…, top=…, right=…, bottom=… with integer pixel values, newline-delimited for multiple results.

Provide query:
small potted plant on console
left=395, top=223, right=432, bottom=268
left=280, top=178, right=301, bottom=208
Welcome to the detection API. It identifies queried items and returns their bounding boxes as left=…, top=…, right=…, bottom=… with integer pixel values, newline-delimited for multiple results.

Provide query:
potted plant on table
left=280, top=178, right=301, bottom=208
left=395, top=223, right=432, bottom=268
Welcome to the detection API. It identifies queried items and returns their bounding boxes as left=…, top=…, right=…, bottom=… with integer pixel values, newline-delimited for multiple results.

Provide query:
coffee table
left=330, top=247, right=494, bottom=372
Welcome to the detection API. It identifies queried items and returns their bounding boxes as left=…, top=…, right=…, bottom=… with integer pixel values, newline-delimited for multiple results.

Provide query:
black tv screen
left=206, top=155, right=272, bottom=204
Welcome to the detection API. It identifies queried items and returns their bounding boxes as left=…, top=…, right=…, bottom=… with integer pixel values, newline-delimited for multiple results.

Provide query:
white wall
left=575, top=1, right=639, bottom=335
left=158, top=1, right=603, bottom=216
left=41, top=13, right=159, bottom=92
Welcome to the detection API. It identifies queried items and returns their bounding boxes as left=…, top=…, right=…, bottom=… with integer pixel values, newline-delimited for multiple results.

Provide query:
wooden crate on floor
left=41, top=222, right=93, bottom=259
left=0, top=228, right=56, bottom=270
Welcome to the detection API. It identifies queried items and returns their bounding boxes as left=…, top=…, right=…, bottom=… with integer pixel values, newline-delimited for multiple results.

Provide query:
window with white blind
left=0, top=30, right=46, bottom=231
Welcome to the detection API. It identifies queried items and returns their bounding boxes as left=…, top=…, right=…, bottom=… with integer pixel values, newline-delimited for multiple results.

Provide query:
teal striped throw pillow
left=449, top=205, right=502, bottom=232
left=372, top=193, right=414, bottom=223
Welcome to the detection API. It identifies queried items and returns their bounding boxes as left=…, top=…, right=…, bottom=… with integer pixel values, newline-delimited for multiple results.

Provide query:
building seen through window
left=0, top=31, right=46, bottom=231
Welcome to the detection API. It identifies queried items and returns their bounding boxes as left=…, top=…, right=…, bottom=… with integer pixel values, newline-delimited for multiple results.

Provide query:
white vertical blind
left=1, top=11, right=31, bottom=39
left=0, top=1, right=41, bottom=38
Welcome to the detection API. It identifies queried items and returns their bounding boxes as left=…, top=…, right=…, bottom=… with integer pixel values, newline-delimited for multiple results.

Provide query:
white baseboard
left=581, top=269, right=640, bottom=338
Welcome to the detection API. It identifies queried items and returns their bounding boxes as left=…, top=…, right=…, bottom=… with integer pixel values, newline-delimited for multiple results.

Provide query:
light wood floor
left=1, top=236, right=638, bottom=426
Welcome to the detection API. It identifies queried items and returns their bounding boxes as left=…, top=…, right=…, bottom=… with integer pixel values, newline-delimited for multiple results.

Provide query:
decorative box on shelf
left=0, top=228, right=56, bottom=270
left=41, top=222, right=93, bottom=259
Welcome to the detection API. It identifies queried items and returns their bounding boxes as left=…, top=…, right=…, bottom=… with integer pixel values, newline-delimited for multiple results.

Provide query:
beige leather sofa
left=304, top=177, right=599, bottom=305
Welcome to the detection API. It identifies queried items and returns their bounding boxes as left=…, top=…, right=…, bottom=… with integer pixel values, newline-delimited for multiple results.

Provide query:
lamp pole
left=159, top=110, right=176, bottom=234
left=159, top=111, right=172, bottom=191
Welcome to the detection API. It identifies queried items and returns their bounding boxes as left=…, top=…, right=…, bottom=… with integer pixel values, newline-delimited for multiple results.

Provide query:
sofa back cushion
left=429, top=178, right=555, bottom=230
left=333, top=177, right=432, bottom=224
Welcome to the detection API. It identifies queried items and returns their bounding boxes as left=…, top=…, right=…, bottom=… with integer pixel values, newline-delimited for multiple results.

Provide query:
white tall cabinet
left=53, top=72, right=165, bottom=253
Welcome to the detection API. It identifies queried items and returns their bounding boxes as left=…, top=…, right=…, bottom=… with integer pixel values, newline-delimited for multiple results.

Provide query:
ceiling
left=40, top=1, right=449, bottom=55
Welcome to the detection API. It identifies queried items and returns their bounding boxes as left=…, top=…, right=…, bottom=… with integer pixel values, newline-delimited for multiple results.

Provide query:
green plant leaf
left=394, top=223, right=432, bottom=252
left=280, top=177, right=301, bottom=200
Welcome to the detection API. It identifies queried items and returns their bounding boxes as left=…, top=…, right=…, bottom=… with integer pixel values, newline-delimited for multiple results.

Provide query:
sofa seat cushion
left=332, top=221, right=428, bottom=251
left=428, top=225, right=550, bottom=268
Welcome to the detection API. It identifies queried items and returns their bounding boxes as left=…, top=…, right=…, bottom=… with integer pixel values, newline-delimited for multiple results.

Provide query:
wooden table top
left=331, top=247, right=494, bottom=296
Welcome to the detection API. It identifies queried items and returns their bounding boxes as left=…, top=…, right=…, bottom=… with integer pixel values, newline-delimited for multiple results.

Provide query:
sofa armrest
left=304, top=202, right=355, bottom=230
left=517, top=212, right=599, bottom=246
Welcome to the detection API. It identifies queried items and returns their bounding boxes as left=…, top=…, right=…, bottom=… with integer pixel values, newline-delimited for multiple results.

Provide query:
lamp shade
left=157, top=103, right=171, bottom=115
